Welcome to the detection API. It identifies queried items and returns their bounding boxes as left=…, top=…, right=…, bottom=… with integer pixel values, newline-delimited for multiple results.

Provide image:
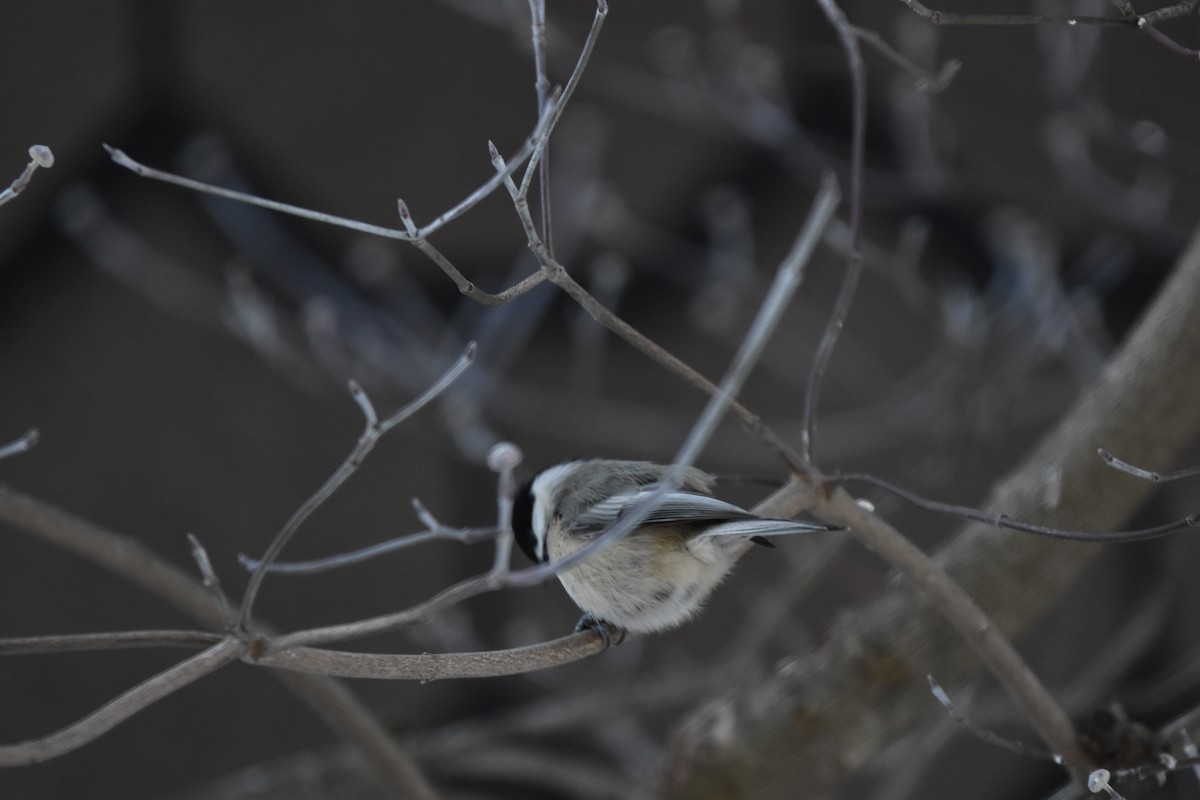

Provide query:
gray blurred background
left=1, top=1, right=1198, bottom=798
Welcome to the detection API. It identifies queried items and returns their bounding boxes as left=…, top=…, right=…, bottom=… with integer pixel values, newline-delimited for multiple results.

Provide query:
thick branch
left=668, top=225, right=1200, bottom=798
left=0, top=485, right=438, bottom=798
left=259, top=630, right=607, bottom=680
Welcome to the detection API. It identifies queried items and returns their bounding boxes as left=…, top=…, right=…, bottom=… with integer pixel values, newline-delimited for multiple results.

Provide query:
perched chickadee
left=511, top=459, right=840, bottom=635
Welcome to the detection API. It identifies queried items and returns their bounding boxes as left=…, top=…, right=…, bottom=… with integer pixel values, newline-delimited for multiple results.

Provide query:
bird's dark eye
left=511, top=480, right=541, bottom=563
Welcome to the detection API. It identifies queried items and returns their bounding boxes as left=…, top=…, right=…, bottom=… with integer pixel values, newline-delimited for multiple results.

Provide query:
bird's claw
left=574, top=614, right=626, bottom=649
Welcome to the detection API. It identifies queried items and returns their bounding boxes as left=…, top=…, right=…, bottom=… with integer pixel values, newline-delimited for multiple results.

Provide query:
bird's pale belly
left=549, top=528, right=740, bottom=632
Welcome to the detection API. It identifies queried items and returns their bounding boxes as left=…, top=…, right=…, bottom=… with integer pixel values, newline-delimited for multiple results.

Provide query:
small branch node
left=396, top=198, right=419, bottom=236
left=1088, top=768, right=1126, bottom=799
left=28, top=145, right=54, bottom=169
left=927, top=674, right=1056, bottom=761
left=412, top=497, right=440, bottom=531
left=187, top=533, right=234, bottom=629
left=348, top=379, right=380, bottom=429
left=1098, top=447, right=1200, bottom=482
left=0, top=428, right=40, bottom=460
left=486, top=442, right=523, bottom=473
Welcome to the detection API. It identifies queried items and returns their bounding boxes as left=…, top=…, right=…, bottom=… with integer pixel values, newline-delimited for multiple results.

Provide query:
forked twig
left=0, top=631, right=225, bottom=655
left=833, top=471, right=1198, bottom=542
left=0, top=428, right=39, bottom=461
left=238, top=344, right=477, bottom=632
left=804, top=0, right=866, bottom=467
left=0, top=639, right=243, bottom=766
left=0, top=146, right=54, bottom=207
left=1098, top=448, right=1200, bottom=483
left=927, top=675, right=1055, bottom=760
left=263, top=176, right=840, bottom=652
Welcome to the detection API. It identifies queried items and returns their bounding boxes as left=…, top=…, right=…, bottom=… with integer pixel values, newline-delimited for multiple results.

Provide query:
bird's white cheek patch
left=529, top=462, right=581, bottom=564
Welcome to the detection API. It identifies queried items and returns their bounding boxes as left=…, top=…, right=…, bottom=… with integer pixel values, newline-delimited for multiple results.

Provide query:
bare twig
left=1098, top=448, right=1200, bottom=483
left=832, top=471, right=1198, bottom=542
left=0, top=638, right=244, bottom=766
left=0, top=485, right=440, bottom=795
left=0, top=428, right=38, bottom=461
left=900, top=0, right=1200, bottom=57
left=528, top=0, right=554, bottom=256
left=517, top=0, right=608, bottom=201
left=103, top=120, right=539, bottom=244
left=899, top=0, right=1132, bottom=26
left=0, top=630, right=225, bottom=655
left=1087, top=768, right=1129, bottom=800
left=238, top=523, right=498, bottom=575
left=263, top=177, right=840, bottom=652
left=238, top=343, right=477, bottom=631
left=804, top=0, right=866, bottom=467
left=927, top=675, right=1054, bottom=759
left=672, top=225, right=1200, bottom=797
left=851, top=25, right=961, bottom=93
left=504, top=174, right=841, bottom=589
left=0, top=145, right=54, bottom=207
left=188, top=533, right=234, bottom=628
left=818, top=487, right=1094, bottom=780
left=486, top=441, right=524, bottom=577
left=260, top=630, right=608, bottom=680
left=495, top=145, right=840, bottom=473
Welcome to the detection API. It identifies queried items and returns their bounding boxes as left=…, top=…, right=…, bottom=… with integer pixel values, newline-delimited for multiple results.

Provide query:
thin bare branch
left=673, top=224, right=1200, bottom=797
left=260, top=629, right=608, bottom=680
left=0, top=638, right=243, bottom=766
left=498, top=140, right=840, bottom=473
left=486, top=441, right=524, bottom=576
left=820, top=487, right=1094, bottom=780
left=832, top=471, right=1198, bottom=542
left=898, top=0, right=1131, bottom=26
left=0, top=484, right=442, bottom=796
left=1098, top=448, right=1200, bottom=483
left=851, top=25, right=961, bottom=93
left=505, top=172, right=840, bottom=589
left=238, top=344, right=477, bottom=631
left=804, top=0, right=866, bottom=467
left=927, top=675, right=1055, bottom=759
left=238, top=524, right=498, bottom=575
left=518, top=0, right=608, bottom=200
left=263, top=573, right=497, bottom=651
left=528, top=0, right=554, bottom=256
left=0, top=145, right=54, bottom=207
left=0, top=428, right=38, bottom=461
left=187, top=533, right=234, bottom=629
left=102, top=115, right=542, bottom=242
left=262, top=177, right=839, bottom=651
left=900, top=0, right=1200, bottom=57
left=0, top=630, right=225, bottom=655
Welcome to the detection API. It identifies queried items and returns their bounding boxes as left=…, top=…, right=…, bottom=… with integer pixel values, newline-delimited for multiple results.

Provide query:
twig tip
left=487, top=442, right=523, bottom=472
left=28, top=145, right=54, bottom=169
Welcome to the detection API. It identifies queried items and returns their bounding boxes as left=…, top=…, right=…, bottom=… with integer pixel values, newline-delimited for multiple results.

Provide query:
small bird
left=511, top=459, right=840, bottom=636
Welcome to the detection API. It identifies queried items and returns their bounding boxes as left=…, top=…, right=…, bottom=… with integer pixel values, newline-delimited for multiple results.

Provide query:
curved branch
left=0, top=485, right=437, bottom=797
left=0, top=639, right=242, bottom=766
left=669, top=223, right=1200, bottom=797
left=259, top=630, right=609, bottom=680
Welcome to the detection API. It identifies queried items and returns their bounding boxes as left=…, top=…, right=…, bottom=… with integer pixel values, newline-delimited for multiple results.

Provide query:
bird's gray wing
left=570, top=487, right=755, bottom=533
left=697, top=519, right=837, bottom=538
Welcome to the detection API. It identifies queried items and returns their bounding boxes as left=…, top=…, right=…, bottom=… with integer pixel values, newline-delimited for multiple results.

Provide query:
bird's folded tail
left=700, top=519, right=842, bottom=542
